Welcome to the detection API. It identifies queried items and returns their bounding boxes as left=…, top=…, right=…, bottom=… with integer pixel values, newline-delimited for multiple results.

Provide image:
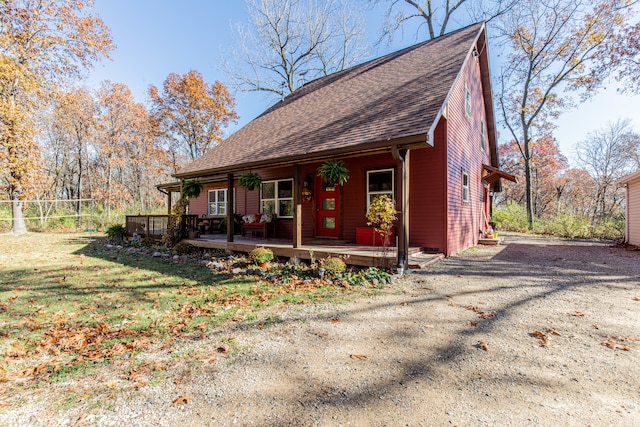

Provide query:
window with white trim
left=480, top=118, right=486, bottom=151
left=261, top=179, right=293, bottom=218
left=367, top=168, right=394, bottom=208
left=208, top=189, right=228, bottom=215
left=462, top=170, right=469, bottom=203
left=464, top=85, right=471, bottom=119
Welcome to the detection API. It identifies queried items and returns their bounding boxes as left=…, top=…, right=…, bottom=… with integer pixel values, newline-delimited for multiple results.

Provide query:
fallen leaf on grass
left=592, top=324, right=600, bottom=329
left=349, top=354, right=368, bottom=360
left=531, top=330, right=550, bottom=347
left=573, top=311, right=585, bottom=317
left=329, top=317, right=340, bottom=323
left=312, top=331, right=328, bottom=338
left=477, top=341, right=489, bottom=351
left=633, top=297, right=640, bottom=301
left=547, top=329, right=561, bottom=336
left=603, top=339, right=630, bottom=351
left=171, top=396, right=191, bottom=406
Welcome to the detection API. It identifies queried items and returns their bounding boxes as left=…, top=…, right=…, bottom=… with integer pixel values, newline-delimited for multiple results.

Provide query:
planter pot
left=188, top=231, right=199, bottom=239
left=355, top=227, right=395, bottom=246
left=259, top=261, right=271, bottom=269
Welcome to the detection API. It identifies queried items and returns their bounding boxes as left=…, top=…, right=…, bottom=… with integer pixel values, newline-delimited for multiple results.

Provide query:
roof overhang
left=173, top=133, right=429, bottom=180
left=618, top=169, right=640, bottom=186
left=483, top=164, right=516, bottom=192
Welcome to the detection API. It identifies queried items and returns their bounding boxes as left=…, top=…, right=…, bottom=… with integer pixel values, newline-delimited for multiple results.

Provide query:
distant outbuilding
left=618, top=170, right=640, bottom=246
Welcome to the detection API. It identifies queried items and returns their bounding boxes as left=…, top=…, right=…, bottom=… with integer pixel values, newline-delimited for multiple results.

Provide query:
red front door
left=315, top=175, right=340, bottom=238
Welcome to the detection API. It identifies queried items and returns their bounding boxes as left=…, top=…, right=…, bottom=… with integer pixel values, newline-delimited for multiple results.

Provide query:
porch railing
left=125, top=214, right=199, bottom=240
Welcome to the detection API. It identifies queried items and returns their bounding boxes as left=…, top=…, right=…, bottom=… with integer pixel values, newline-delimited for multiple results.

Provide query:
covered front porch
left=184, top=234, right=439, bottom=269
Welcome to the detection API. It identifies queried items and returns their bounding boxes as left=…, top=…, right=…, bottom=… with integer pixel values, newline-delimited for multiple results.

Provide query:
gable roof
left=176, top=22, right=487, bottom=178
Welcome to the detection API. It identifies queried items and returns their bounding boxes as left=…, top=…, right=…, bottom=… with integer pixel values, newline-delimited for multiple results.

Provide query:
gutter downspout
left=393, top=146, right=410, bottom=275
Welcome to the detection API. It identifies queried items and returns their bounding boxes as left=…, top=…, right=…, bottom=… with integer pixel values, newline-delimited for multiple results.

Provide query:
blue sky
left=87, top=0, right=640, bottom=166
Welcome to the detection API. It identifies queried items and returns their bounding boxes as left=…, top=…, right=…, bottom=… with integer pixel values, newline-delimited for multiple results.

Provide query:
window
left=367, top=168, right=394, bottom=208
left=208, top=189, right=228, bottom=215
left=464, top=85, right=471, bottom=119
left=480, top=118, right=486, bottom=151
left=462, top=170, right=469, bottom=203
left=261, top=179, right=293, bottom=218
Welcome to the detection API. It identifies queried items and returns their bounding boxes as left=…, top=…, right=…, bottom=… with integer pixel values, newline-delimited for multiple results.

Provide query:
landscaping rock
left=152, top=252, right=163, bottom=258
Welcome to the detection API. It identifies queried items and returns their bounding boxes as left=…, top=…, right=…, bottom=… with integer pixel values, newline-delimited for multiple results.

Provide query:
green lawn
left=0, top=233, right=367, bottom=389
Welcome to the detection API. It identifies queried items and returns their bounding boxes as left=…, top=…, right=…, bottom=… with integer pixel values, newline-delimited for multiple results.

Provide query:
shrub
left=173, top=241, right=194, bottom=255
left=248, top=247, right=274, bottom=264
left=105, top=224, right=127, bottom=243
left=491, top=201, right=529, bottom=232
left=321, top=256, right=346, bottom=275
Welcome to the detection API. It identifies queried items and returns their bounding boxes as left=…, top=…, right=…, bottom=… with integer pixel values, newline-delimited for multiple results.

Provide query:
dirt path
left=5, top=235, right=640, bottom=426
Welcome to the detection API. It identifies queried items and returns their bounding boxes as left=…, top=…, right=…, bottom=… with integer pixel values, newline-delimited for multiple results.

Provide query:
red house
left=166, top=23, right=514, bottom=268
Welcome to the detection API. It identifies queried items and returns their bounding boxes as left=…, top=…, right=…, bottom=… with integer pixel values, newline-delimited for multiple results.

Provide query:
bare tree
left=223, top=0, right=368, bottom=100
left=369, top=0, right=518, bottom=44
left=575, top=119, right=640, bottom=220
left=496, top=0, right=639, bottom=228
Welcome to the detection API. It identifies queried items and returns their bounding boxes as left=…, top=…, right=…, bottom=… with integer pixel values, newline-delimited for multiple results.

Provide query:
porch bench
left=241, top=213, right=277, bottom=238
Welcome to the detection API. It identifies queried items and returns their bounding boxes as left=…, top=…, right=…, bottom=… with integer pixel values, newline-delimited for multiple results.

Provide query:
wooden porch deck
left=183, top=234, right=432, bottom=268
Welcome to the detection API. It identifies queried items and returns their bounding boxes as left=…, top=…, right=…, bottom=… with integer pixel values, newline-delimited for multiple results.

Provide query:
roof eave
left=173, top=134, right=428, bottom=179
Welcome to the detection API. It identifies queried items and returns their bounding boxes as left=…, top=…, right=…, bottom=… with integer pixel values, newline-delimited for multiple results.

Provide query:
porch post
left=293, top=164, right=302, bottom=248
left=227, top=173, right=234, bottom=242
left=394, top=147, right=410, bottom=273
left=167, top=191, right=172, bottom=215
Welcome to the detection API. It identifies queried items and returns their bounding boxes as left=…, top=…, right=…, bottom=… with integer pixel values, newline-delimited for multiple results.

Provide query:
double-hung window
left=480, top=118, right=486, bottom=151
left=208, top=189, right=228, bottom=215
left=462, top=170, right=469, bottom=204
left=261, top=179, right=293, bottom=218
left=367, top=168, right=394, bottom=208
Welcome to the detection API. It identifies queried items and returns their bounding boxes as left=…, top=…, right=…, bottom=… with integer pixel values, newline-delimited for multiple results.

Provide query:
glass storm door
left=315, top=175, right=340, bottom=238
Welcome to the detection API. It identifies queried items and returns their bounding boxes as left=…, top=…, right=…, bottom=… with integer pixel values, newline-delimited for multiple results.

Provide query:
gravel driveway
left=5, top=235, right=640, bottom=426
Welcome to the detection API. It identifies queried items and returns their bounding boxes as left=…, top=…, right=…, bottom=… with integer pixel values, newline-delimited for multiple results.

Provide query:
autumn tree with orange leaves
left=0, top=0, right=113, bottom=234
left=149, top=70, right=237, bottom=169
left=496, top=0, right=640, bottom=228
left=499, top=135, right=568, bottom=218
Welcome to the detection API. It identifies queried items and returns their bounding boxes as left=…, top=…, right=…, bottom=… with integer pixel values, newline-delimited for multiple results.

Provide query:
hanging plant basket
left=238, top=172, right=262, bottom=191
left=317, top=160, right=349, bottom=186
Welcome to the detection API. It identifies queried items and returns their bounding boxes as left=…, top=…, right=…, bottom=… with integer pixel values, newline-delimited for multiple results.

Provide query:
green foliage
left=105, top=224, right=127, bottom=240
left=494, top=201, right=625, bottom=240
left=173, top=241, right=194, bottom=255
left=534, top=214, right=624, bottom=240
left=181, top=179, right=203, bottom=200
left=317, top=160, right=349, bottom=186
left=491, top=201, right=529, bottom=232
left=335, top=267, right=391, bottom=288
left=321, top=256, right=346, bottom=275
left=248, top=247, right=274, bottom=264
left=238, top=172, right=262, bottom=190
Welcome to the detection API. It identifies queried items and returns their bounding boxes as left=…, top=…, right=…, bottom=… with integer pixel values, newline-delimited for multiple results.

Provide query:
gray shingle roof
left=176, top=23, right=483, bottom=177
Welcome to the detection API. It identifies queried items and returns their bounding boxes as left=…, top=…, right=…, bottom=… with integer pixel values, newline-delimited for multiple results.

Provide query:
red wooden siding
left=444, top=48, right=492, bottom=255
left=409, top=119, right=447, bottom=252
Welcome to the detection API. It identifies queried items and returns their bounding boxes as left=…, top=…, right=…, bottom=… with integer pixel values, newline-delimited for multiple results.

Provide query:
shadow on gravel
left=227, top=238, right=640, bottom=425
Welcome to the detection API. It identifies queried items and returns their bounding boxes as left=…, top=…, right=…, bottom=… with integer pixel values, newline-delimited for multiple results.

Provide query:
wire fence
left=0, top=199, right=99, bottom=233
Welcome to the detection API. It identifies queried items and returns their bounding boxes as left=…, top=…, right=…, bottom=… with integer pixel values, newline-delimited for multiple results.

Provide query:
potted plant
left=238, top=172, right=262, bottom=191
left=248, top=247, right=274, bottom=268
left=317, top=160, right=349, bottom=186
left=365, top=195, right=398, bottom=247
left=187, top=228, right=200, bottom=239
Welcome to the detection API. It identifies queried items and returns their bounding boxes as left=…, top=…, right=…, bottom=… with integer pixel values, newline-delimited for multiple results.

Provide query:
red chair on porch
left=240, top=213, right=277, bottom=238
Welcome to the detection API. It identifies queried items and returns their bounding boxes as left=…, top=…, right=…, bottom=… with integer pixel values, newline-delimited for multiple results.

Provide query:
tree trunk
left=523, top=139, right=534, bottom=228
left=10, top=196, right=28, bottom=235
